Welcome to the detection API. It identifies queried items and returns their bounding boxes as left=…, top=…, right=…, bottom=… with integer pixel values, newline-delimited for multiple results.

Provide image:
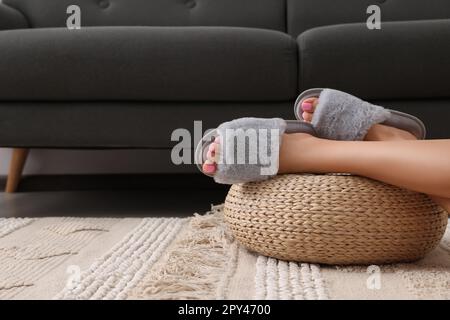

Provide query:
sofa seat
left=0, top=26, right=298, bottom=102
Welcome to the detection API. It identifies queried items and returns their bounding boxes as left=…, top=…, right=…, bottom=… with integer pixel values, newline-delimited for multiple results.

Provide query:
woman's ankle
left=278, top=133, right=333, bottom=174
left=365, top=124, right=416, bottom=141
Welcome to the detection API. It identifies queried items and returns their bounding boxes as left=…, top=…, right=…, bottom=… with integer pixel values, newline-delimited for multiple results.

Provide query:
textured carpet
left=0, top=206, right=449, bottom=300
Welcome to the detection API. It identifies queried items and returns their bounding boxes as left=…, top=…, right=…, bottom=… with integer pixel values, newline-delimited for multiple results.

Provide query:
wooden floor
left=0, top=174, right=229, bottom=218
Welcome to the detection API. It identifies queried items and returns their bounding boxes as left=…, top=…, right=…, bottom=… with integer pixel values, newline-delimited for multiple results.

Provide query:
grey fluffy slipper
left=294, top=88, right=426, bottom=141
left=195, top=117, right=316, bottom=184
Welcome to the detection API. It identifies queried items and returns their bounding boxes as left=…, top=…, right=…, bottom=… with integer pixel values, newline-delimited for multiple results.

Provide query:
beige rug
left=0, top=205, right=449, bottom=300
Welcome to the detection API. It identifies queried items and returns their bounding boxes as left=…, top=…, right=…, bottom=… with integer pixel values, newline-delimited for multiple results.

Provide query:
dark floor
left=0, top=174, right=229, bottom=218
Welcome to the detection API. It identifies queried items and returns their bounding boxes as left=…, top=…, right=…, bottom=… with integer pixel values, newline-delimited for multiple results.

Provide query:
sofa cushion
left=298, top=19, right=450, bottom=100
left=0, top=26, right=298, bottom=101
left=0, top=3, right=28, bottom=30
left=287, top=0, right=450, bottom=37
left=4, top=0, right=285, bottom=31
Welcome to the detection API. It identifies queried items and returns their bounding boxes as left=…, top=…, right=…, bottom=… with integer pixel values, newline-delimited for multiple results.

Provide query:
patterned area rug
left=0, top=206, right=449, bottom=300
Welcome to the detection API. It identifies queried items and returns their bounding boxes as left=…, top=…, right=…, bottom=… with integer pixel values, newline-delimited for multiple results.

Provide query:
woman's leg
left=203, top=124, right=450, bottom=199
left=431, top=196, right=450, bottom=213
left=364, top=124, right=450, bottom=213
left=278, top=134, right=450, bottom=199
left=302, top=97, right=450, bottom=212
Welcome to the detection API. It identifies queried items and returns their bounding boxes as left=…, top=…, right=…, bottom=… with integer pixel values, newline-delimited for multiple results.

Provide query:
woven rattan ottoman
left=223, top=174, right=448, bottom=265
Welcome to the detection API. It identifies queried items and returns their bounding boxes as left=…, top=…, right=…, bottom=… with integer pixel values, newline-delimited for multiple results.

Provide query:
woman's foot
left=202, top=133, right=321, bottom=175
left=302, top=96, right=450, bottom=212
left=299, top=97, right=416, bottom=141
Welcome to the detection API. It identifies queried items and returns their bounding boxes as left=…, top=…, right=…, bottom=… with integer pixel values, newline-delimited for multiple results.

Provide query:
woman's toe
left=207, top=143, right=216, bottom=157
left=303, top=111, right=313, bottom=122
left=206, top=149, right=214, bottom=159
left=301, top=97, right=318, bottom=112
left=203, top=160, right=216, bottom=174
left=300, top=97, right=319, bottom=122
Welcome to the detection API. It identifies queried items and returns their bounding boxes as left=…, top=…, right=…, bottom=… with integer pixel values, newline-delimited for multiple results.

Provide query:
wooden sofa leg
left=5, top=148, right=29, bottom=193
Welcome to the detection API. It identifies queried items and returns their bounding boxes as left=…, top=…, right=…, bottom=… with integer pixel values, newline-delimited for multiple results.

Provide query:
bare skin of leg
left=202, top=98, right=450, bottom=211
left=205, top=130, right=450, bottom=203
left=366, top=125, right=450, bottom=213
left=278, top=134, right=450, bottom=199
left=301, top=97, right=450, bottom=213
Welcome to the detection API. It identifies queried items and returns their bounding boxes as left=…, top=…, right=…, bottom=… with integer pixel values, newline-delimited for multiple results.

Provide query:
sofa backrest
left=5, top=0, right=450, bottom=37
left=288, top=0, right=450, bottom=37
left=3, top=0, right=286, bottom=31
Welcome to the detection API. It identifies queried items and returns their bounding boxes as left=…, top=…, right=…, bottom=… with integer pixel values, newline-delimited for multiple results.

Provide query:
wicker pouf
left=224, top=174, right=448, bottom=265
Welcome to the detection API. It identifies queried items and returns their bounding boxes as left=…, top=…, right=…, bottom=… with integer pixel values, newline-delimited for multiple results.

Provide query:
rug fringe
left=129, top=205, right=237, bottom=300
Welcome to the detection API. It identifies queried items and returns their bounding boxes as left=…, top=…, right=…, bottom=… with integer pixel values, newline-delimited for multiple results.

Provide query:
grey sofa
left=1, top=0, right=450, bottom=191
